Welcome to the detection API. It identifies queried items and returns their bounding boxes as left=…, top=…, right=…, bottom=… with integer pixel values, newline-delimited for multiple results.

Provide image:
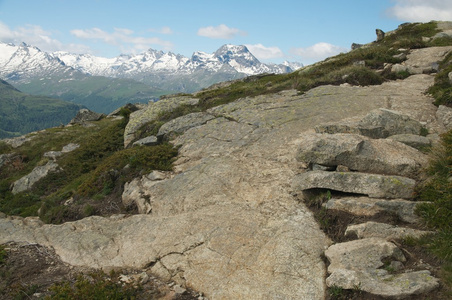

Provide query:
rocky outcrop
left=0, top=44, right=447, bottom=298
left=11, top=161, right=59, bottom=194
left=124, top=95, right=200, bottom=147
left=436, top=104, right=452, bottom=131
left=297, top=133, right=427, bottom=178
left=132, top=136, right=158, bottom=147
left=69, top=108, right=105, bottom=125
left=345, top=222, right=432, bottom=240
left=157, top=112, right=215, bottom=140
left=293, top=171, right=416, bottom=199
left=325, top=238, right=439, bottom=298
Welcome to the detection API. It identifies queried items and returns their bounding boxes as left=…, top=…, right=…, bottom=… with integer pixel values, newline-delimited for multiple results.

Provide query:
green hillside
left=16, top=75, right=166, bottom=114
left=0, top=80, right=83, bottom=139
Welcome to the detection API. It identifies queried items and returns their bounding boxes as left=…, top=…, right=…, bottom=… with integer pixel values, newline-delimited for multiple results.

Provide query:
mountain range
left=0, top=42, right=302, bottom=113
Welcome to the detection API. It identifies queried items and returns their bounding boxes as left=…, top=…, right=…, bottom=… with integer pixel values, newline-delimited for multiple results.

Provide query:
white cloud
left=70, top=27, right=174, bottom=53
left=149, top=26, right=173, bottom=35
left=0, top=21, right=90, bottom=54
left=197, top=24, right=246, bottom=39
left=387, top=0, right=452, bottom=22
left=245, top=44, right=284, bottom=60
left=290, top=42, right=348, bottom=63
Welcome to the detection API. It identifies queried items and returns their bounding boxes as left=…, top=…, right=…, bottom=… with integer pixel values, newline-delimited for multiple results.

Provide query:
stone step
left=323, top=196, right=423, bottom=224
left=296, top=132, right=427, bottom=178
left=292, top=170, right=416, bottom=199
left=324, top=238, right=439, bottom=298
left=345, top=221, right=433, bottom=240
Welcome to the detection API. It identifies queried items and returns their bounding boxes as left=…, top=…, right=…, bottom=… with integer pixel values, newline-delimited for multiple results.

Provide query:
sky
left=0, top=0, right=452, bottom=65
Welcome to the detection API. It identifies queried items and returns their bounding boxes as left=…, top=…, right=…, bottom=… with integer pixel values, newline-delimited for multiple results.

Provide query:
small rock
left=387, top=134, right=431, bottom=150
left=61, top=143, right=80, bottom=153
left=173, top=284, right=187, bottom=295
left=345, top=222, right=432, bottom=240
left=69, top=108, right=105, bottom=125
left=436, top=105, right=452, bottom=131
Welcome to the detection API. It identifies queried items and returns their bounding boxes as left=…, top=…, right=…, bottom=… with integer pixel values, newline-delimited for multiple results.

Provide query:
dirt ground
left=0, top=242, right=201, bottom=299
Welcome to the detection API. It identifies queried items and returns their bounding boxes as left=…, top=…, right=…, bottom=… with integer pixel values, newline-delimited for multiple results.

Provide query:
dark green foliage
left=0, top=246, right=6, bottom=265
left=428, top=52, right=452, bottom=107
left=0, top=79, right=83, bottom=139
left=46, top=270, right=139, bottom=300
left=415, top=130, right=452, bottom=293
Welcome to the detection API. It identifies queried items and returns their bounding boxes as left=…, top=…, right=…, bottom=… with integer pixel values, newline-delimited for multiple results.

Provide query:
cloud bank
left=197, top=24, right=247, bottom=39
left=245, top=44, right=284, bottom=60
left=71, top=27, right=173, bottom=53
left=387, top=0, right=452, bottom=22
left=291, top=42, right=348, bottom=64
left=0, top=22, right=90, bottom=53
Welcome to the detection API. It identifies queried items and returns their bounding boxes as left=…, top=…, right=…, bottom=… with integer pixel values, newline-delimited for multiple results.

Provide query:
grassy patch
left=428, top=51, right=452, bottom=107
left=415, top=129, right=452, bottom=296
left=45, top=270, right=139, bottom=300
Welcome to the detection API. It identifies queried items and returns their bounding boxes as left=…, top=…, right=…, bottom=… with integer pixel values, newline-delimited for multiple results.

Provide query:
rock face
left=69, top=108, right=105, bottom=125
left=0, top=44, right=448, bottom=299
left=325, top=238, right=439, bottom=298
left=11, top=161, right=59, bottom=194
left=293, top=170, right=416, bottom=199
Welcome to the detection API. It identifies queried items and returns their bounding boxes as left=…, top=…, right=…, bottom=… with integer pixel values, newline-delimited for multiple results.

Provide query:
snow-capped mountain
left=0, top=42, right=79, bottom=83
left=53, top=44, right=301, bottom=80
left=0, top=41, right=302, bottom=96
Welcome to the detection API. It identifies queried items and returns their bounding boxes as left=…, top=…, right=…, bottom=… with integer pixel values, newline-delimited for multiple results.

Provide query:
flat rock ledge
left=292, top=170, right=416, bottom=199
left=345, top=221, right=433, bottom=240
left=323, top=197, right=423, bottom=224
left=325, top=238, right=440, bottom=298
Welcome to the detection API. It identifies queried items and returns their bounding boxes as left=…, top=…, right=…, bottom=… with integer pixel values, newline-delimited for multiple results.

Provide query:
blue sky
left=0, top=0, right=451, bottom=65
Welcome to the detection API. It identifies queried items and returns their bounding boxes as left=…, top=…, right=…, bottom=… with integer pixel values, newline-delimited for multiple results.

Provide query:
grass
left=45, top=270, right=140, bottom=300
left=0, top=115, right=179, bottom=224
left=428, top=51, right=452, bottom=107
left=414, top=129, right=452, bottom=296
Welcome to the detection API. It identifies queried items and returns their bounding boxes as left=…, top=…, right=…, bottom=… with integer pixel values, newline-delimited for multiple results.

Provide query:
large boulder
left=325, top=238, right=439, bottom=298
left=292, top=170, right=416, bottom=199
left=324, top=197, right=423, bottom=223
left=357, top=108, right=423, bottom=138
left=297, top=133, right=427, bottom=178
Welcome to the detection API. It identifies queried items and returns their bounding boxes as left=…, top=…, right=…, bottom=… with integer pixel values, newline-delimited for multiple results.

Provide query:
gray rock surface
left=157, top=112, right=216, bottom=140
left=69, top=108, right=105, bottom=125
left=297, top=133, right=427, bottom=178
left=358, top=108, right=423, bottom=138
left=436, top=105, right=452, bottom=131
left=387, top=134, right=431, bottom=150
left=323, top=197, right=423, bottom=223
left=124, top=96, right=200, bottom=147
left=293, top=170, right=416, bottom=199
left=325, top=238, right=439, bottom=298
left=12, top=161, right=59, bottom=194
left=132, top=136, right=158, bottom=147
left=345, top=221, right=432, bottom=240
left=0, top=63, right=445, bottom=298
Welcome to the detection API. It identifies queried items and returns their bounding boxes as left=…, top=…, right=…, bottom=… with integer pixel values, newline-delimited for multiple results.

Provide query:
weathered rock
left=132, top=136, right=158, bottom=147
left=436, top=105, right=452, bottom=131
left=157, top=112, right=216, bottom=140
left=345, top=222, right=432, bottom=240
left=387, top=134, right=431, bottom=150
left=2, top=134, right=37, bottom=148
left=108, top=103, right=142, bottom=118
left=358, top=108, right=423, bottom=138
left=61, top=143, right=80, bottom=153
left=124, top=95, right=200, bottom=147
left=297, top=133, right=427, bottom=178
left=325, top=238, right=439, bottom=298
left=376, top=29, right=385, bottom=41
left=402, top=46, right=452, bottom=74
left=12, top=161, right=59, bottom=194
left=0, top=153, right=14, bottom=169
left=293, top=171, right=416, bottom=199
left=69, top=108, right=105, bottom=125
left=323, top=197, right=423, bottom=223
left=314, top=123, right=360, bottom=135
left=449, top=71, right=452, bottom=84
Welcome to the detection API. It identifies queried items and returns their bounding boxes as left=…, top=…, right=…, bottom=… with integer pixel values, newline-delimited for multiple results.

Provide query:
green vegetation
left=0, top=116, right=178, bottom=224
left=0, top=79, right=82, bottom=139
left=46, top=270, right=139, bottom=300
left=0, top=246, right=6, bottom=265
left=16, top=75, right=165, bottom=114
left=415, top=130, right=452, bottom=295
left=428, top=51, right=452, bottom=107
